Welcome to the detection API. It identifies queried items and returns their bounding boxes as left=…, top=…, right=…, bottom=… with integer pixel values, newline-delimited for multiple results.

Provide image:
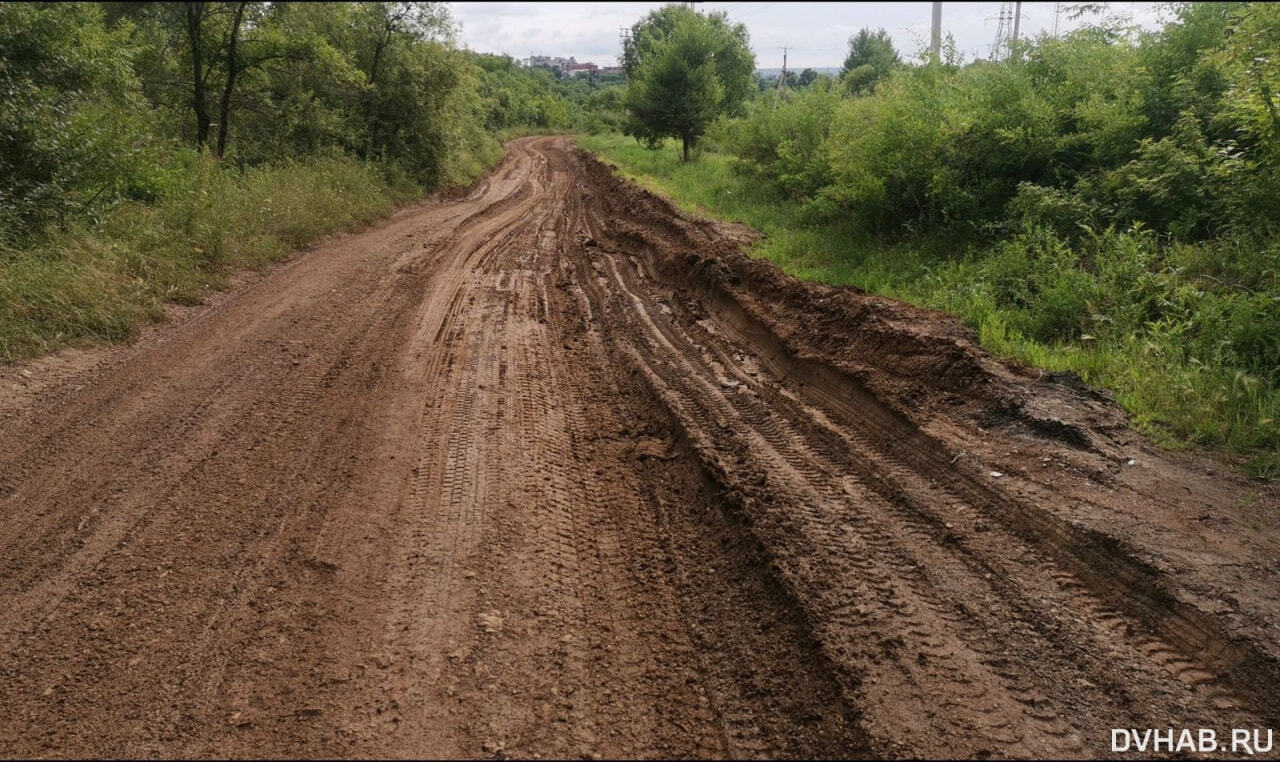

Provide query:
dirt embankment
left=0, top=136, right=1275, bottom=759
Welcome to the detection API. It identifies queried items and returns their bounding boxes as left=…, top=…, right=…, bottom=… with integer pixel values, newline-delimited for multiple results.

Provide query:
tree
left=841, top=27, right=900, bottom=95
left=798, top=68, right=818, bottom=88
left=183, top=2, right=214, bottom=149
left=0, top=3, right=143, bottom=236
left=622, top=5, right=754, bottom=161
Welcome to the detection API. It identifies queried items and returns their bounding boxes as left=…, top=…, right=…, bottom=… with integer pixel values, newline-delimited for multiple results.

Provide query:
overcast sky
left=449, top=2, right=1173, bottom=70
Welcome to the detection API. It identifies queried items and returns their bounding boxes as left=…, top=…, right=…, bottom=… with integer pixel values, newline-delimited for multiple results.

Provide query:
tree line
left=0, top=2, right=584, bottom=361
left=0, top=2, right=584, bottom=244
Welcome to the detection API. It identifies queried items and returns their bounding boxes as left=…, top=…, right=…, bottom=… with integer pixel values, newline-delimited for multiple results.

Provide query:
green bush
left=0, top=154, right=418, bottom=361
left=662, top=3, right=1280, bottom=475
left=0, top=2, right=562, bottom=363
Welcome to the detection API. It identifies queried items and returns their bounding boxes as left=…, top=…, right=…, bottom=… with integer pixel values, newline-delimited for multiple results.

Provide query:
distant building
left=524, top=55, right=580, bottom=74
left=523, top=56, right=620, bottom=78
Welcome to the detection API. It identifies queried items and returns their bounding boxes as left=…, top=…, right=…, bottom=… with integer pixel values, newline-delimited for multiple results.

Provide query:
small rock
left=478, top=611, right=504, bottom=634
left=1126, top=458, right=1136, bottom=466
left=989, top=471, right=1004, bottom=478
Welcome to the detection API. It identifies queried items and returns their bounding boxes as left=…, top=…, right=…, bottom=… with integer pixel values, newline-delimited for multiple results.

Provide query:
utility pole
left=1012, top=0, right=1022, bottom=48
left=1053, top=1, right=1062, bottom=36
left=619, top=26, right=631, bottom=75
left=776, top=47, right=789, bottom=98
left=930, top=1, right=942, bottom=61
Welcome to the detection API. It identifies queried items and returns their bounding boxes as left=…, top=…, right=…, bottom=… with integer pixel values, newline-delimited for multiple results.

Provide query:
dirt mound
left=582, top=156, right=1126, bottom=459
left=573, top=143, right=1280, bottom=752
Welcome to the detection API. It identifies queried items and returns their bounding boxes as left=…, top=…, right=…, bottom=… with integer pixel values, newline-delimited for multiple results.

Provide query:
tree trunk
left=368, top=15, right=394, bottom=85
left=363, top=18, right=394, bottom=160
left=186, top=2, right=210, bottom=149
left=215, top=2, right=247, bottom=159
left=682, top=134, right=691, bottom=163
left=369, top=34, right=387, bottom=86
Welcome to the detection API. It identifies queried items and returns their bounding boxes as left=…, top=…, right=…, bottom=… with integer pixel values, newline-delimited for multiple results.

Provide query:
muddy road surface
left=1, top=137, right=1278, bottom=759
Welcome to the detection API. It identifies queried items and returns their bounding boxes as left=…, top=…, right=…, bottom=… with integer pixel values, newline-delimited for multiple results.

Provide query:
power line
left=725, top=2, right=773, bottom=21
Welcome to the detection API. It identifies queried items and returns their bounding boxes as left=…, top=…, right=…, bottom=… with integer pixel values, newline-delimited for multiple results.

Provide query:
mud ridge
left=573, top=143, right=1280, bottom=750
left=0, top=137, right=1276, bottom=759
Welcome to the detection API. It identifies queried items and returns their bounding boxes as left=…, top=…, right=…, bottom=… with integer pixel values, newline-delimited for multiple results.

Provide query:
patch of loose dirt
left=0, top=137, right=1276, bottom=759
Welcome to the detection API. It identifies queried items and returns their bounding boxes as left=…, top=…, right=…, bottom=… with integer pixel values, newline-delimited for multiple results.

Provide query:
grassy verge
left=0, top=143, right=504, bottom=363
left=578, top=133, right=1280, bottom=478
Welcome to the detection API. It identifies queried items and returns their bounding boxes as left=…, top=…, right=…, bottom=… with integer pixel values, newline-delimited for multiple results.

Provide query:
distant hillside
left=756, top=66, right=841, bottom=77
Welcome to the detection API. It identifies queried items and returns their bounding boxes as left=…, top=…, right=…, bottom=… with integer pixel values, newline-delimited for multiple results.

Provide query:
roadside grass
left=0, top=144, right=504, bottom=364
left=577, top=133, right=1280, bottom=478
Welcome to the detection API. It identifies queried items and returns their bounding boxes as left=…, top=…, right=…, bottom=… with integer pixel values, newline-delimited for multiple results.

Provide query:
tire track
left=1, top=136, right=1276, bottom=760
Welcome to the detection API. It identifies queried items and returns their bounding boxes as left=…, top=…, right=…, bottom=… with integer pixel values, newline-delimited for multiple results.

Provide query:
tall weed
left=0, top=154, right=421, bottom=360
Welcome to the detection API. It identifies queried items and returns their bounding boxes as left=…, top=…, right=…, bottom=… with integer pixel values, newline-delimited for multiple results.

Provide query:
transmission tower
left=991, top=1, right=1022, bottom=60
left=991, top=2, right=1013, bottom=59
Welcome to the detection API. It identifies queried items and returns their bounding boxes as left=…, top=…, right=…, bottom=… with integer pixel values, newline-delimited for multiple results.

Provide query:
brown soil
left=1, top=136, right=1277, bottom=759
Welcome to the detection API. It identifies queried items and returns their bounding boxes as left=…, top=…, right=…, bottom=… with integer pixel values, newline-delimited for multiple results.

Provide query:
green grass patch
left=0, top=153, right=426, bottom=362
left=578, top=133, right=1280, bottom=478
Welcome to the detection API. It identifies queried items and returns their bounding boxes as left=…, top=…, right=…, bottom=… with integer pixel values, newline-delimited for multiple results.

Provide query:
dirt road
left=1, top=137, right=1277, bottom=759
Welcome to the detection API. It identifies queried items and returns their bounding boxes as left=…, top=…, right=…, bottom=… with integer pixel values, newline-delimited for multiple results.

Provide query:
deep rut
left=0, top=136, right=1276, bottom=759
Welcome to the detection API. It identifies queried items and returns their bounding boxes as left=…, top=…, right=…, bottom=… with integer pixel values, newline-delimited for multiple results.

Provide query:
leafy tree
left=626, top=21, right=722, bottom=161
left=473, top=53, right=570, bottom=131
left=1136, top=2, right=1236, bottom=137
left=221, top=3, right=368, bottom=163
left=797, top=68, right=818, bottom=88
left=622, top=5, right=754, bottom=160
left=0, top=0, right=573, bottom=241
left=0, top=3, right=144, bottom=237
left=840, top=27, right=900, bottom=95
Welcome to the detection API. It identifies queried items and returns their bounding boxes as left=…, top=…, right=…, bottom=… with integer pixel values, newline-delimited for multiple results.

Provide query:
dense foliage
left=840, top=27, right=900, bottom=95
left=0, top=1, right=585, bottom=360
